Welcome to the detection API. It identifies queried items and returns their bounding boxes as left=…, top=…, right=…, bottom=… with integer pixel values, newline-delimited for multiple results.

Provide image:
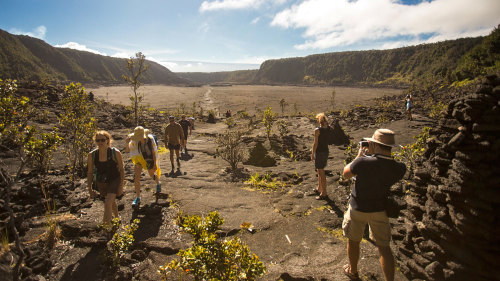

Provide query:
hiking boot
left=132, top=197, right=141, bottom=208
left=156, top=183, right=161, bottom=193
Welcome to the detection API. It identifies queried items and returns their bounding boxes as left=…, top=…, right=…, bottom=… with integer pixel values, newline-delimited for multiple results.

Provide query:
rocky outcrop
left=393, top=73, right=500, bottom=281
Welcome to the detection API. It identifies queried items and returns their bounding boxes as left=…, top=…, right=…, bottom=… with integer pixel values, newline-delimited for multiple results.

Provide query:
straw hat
left=130, top=126, right=146, bottom=143
left=363, top=129, right=397, bottom=147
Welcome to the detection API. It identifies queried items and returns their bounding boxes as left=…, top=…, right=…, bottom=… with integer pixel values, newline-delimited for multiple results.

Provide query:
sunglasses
left=96, top=138, right=108, bottom=143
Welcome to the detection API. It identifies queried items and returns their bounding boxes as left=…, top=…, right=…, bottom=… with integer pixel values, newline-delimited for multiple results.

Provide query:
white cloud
left=160, top=61, right=179, bottom=70
left=271, top=0, right=500, bottom=50
left=200, top=0, right=265, bottom=12
left=55, top=42, right=106, bottom=55
left=111, top=52, right=134, bottom=58
left=251, top=17, right=260, bottom=24
left=199, top=0, right=287, bottom=12
left=9, top=25, right=47, bottom=39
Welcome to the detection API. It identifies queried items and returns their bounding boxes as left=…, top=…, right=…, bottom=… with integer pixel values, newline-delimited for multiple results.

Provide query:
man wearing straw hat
left=341, top=129, right=406, bottom=281
left=125, top=126, right=162, bottom=208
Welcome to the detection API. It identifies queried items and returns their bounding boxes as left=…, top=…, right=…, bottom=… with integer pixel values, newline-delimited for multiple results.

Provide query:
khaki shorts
left=342, top=205, right=391, bottom=247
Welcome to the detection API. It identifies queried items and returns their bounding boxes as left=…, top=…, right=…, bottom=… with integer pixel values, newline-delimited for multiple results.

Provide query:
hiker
left=125, top=126, right=161, bottom=208
left=179, top=114, right=192, bottom=154
left=164, top=115, right=184, bottom=173
left=87, top=130, right=125, bottom=224
left=341, top=129, right=406, bottom=281
left=405, top=94, right=413, bottom=121
left=188, top=116, right=195, bottom=130
left=311, top=113, right=329, bottom=200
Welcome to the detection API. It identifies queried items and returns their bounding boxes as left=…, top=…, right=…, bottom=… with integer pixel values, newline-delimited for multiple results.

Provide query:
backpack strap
left=147, top=136, right=153, bottom=152
left=111, top=147, right=118, bottom=163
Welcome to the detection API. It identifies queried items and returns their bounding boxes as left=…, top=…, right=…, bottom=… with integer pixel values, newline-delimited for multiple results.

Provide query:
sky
left=1, top=0, right=499, bottom=72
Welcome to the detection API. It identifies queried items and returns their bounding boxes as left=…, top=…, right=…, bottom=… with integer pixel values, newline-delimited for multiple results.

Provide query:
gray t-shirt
left=350, top=155, right=406, bottom=212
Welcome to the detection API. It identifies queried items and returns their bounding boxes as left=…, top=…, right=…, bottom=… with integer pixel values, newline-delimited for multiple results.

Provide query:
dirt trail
left=124, top=119, right=416, bottom=280
left=200, top=87, right=217, bottom=112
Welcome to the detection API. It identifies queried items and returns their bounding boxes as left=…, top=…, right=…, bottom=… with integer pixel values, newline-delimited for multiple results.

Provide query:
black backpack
left=327, top=126, right=335, bottom=145
left=91, top=147, right=119, bottom=187
left=139, top=135, right=158, bottom=159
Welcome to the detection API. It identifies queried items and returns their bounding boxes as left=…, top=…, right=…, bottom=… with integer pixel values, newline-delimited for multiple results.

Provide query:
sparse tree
left=330, top=89, right=336, bottom=112
left=262, top=107, right=277, bottom=139
left=279, top=98, right=288, bottom=116
left=123, top=52, right=149, bottom=126
left=215, top=130, right=246, bottom=171
left=58, top=83, right=96, bottom=181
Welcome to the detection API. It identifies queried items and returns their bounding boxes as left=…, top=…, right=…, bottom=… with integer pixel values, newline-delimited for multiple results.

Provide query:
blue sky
left=1, top=0, right=499, bottom=72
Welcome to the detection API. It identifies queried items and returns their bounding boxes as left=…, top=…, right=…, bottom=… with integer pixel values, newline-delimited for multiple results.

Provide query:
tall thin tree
left=123, top=52, right=149, bottom=126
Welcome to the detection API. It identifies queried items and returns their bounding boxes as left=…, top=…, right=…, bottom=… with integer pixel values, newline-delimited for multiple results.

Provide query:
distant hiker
left=225, top=110, right=232, bottom=118
left=342, top=129, right=406, bottom=281
left=188, top=116, right=195, bottom=130
left=126, top=126, right=161, bottom=208
left=164, top=115, right=184, bottom=173
left=207, top=112, right=216, bottom=123
left=405, top=94, right=413, bottom=121
left=311, top=113, right=330, bottom=200
left=179, top=114, right=192, bottom=154
left=87, top=130, right=125, bottom=224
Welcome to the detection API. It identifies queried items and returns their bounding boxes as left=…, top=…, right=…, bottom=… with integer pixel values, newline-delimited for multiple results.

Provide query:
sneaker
left=132, top=197, right=141, bottom=207
left=156, top=183, right=161, bottom=193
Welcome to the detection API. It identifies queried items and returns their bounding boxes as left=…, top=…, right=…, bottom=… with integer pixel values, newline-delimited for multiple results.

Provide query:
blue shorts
left=314, top=151, right=328, bottom=169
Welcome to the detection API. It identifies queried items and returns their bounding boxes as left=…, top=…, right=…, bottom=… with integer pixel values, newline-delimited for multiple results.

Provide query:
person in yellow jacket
left=125, top=126, right=161, bottom=208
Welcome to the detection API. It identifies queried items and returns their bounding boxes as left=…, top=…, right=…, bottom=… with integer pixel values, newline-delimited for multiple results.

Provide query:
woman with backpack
left=126, top=126, right=161, bottom=208
left=87, top=130, right=125, bottom=224
left=311, top=113, right=330, bottom=200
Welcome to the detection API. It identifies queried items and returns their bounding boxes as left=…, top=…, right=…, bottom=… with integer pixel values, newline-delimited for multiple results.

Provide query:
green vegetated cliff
left=0, top=28, right=191, bottom=85
left=181, top=26, right=499, bottom=87
left=254, top=30, right=498, bottom=87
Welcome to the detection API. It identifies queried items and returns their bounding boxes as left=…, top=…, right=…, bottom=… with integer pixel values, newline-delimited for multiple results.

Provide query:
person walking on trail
left=87, top=130, right=125, bottom=224
left=405, top=94, right=413, bottom=121
left=179, top=114, right=192, bottom=154
left=311, top=113, right=330, bottom=200
left=341, top=129, right=406, bottom=281
left=188, top=116, right=195, bottom=130
left=164, top=115, right=184, bottom=173
left=126, top=126, right=162, bottom=208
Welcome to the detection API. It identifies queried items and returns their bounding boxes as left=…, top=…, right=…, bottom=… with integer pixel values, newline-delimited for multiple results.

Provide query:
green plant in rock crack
left=159, top=211, right=266, bottom=281
left=104, top=218, right=140, bottom=268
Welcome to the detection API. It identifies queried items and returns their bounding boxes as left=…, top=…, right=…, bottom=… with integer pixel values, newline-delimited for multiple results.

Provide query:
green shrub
left=106, top=218, right=140, bottom=268
left=23, top=128, right=63, bottom=173
left=215, top=130, right=247, bottom=171
left=393, top=127, right=430, bottom=179
left=262, top=107, right=277, bottom=139
left=159, top=212, right=266, bottom=281
left=343, top=140, right=359, bottom=166
left=428, top=101, right=447, bottom=119
left=58, top=82, right=96, bottom=180
left=276, top=120, right=289, bottom=138
left=244, top=172, right=284, bottom=191
left=224, top=117, right=236, bottom=128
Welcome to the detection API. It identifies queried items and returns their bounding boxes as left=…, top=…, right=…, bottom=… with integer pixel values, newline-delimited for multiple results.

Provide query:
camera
left=360, top=141, right=369, bottom=148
